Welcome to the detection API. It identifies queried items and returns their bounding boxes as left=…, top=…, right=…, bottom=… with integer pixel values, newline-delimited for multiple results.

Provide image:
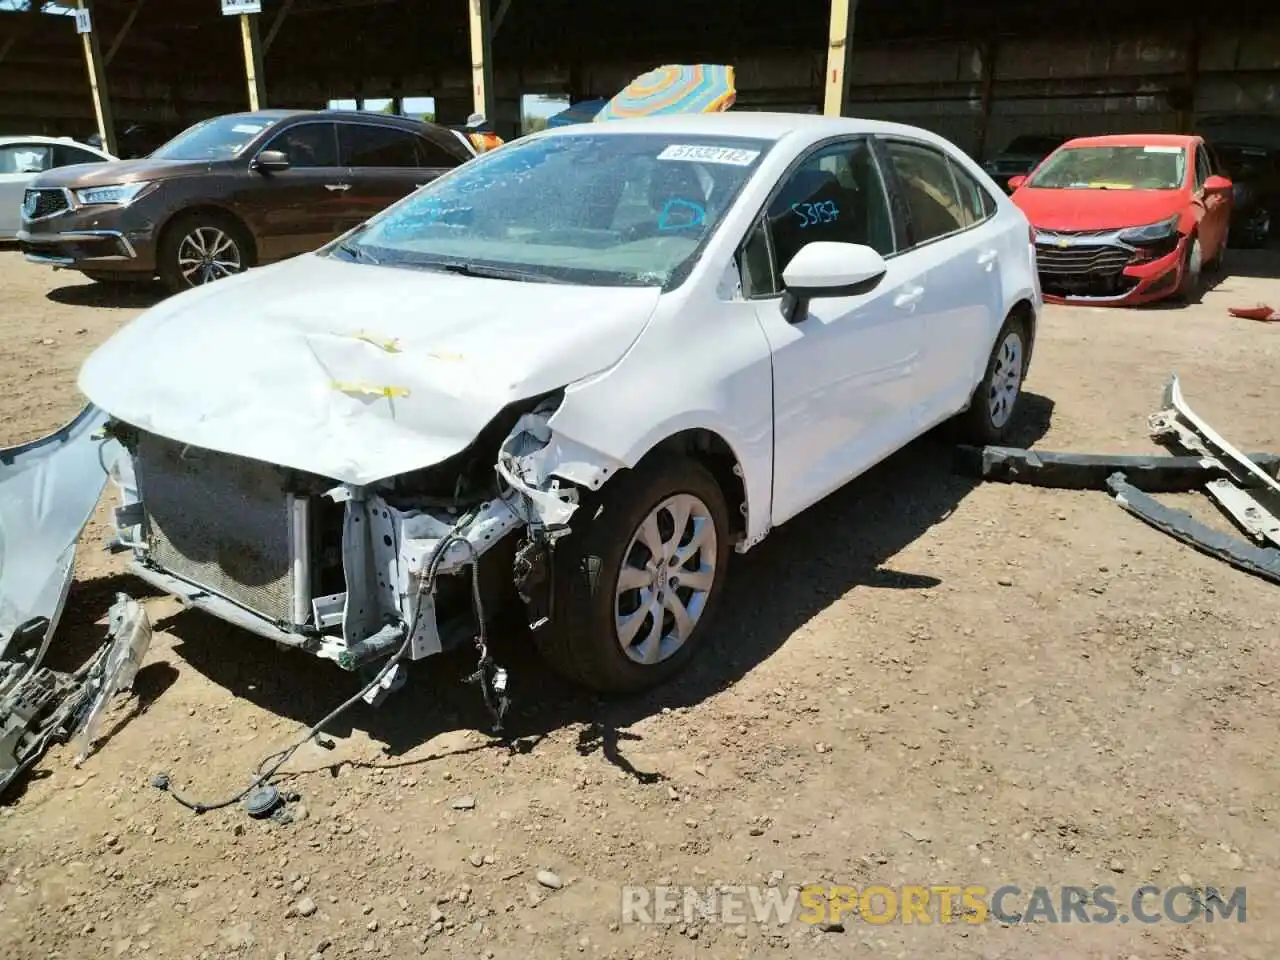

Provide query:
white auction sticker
left=232, top=123, right=267, bottom=134
left=658, top=144, right=760, bottom=166
left=1143, top=145, right=1184, bottom=154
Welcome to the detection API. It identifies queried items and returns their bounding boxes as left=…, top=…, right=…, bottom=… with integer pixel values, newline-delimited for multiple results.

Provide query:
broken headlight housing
left=1119, top=214, right=1180, bottom=259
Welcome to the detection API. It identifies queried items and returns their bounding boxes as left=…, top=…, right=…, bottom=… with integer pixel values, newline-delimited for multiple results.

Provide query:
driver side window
left=264, top=123, right=338, bottom=168
left=1195, top=146, right=1211, bottom=190
left=740, top=138, right=893, bottom=298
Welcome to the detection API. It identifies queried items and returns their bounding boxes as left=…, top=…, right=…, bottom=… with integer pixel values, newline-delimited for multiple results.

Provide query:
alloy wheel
left=988, top=330, right=1024, bottom=429
left=177, top=226, right=243, bottom=286
left=614, top=493, right=719, bottom=666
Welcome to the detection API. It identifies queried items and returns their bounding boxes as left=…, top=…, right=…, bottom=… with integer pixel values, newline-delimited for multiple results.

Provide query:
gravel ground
left=1, top=248, right=1279, bottom=960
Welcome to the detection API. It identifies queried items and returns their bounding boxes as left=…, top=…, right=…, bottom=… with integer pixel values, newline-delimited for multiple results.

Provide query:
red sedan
left=1008, top=134, right=1233, bottom=306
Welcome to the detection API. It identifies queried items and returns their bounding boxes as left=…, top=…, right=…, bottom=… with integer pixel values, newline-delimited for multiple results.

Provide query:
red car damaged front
left=1009, top=135, right=1232, bottom=306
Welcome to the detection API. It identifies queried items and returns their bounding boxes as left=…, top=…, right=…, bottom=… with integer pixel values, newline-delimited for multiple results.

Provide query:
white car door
left=877, top=138, right=1004, bottom=420
left=745, top=136, right=930, bottom=526
left=0, top=142, right=52, bottom=237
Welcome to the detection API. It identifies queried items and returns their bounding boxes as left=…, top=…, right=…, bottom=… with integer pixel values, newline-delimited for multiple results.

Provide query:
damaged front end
left=98, top=393, right=589, bottom=685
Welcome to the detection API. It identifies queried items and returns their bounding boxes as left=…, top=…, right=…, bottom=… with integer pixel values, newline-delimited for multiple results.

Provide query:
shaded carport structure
left=0, top=0, right=1277, bottom=156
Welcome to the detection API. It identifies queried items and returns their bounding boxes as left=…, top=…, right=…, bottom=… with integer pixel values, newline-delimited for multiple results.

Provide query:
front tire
left=158, top=212, right=251, bottom=294
left=956, top=314, right=1029, bottom=446
left=535, top=455, right=732, bottom=694
left=1176, top=236, right=1202, bottom=303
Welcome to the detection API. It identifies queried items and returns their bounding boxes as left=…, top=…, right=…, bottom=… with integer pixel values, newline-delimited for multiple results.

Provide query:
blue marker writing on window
left=657, top=198, right=706, bottom=231
left=791, top=200, right=840, bottom=228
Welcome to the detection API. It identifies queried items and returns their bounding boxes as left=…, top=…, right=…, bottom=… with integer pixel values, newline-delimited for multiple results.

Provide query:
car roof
left=1061, top=133, right=1199, bottom=149
left=223, top=108, right=439, bottom=129
left=537, top=111, right=964, bottom=147
left=0, top=134, right=103, bottom=149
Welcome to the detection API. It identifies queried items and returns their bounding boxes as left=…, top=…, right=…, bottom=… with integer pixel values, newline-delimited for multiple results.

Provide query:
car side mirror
left=252, top=149, right=290, bottom=173
left=1006, top=174, right=1027, bottom=191
left=779, top=241, right=887, bottom=324
left=1203, top=174, right=1232, bottom=193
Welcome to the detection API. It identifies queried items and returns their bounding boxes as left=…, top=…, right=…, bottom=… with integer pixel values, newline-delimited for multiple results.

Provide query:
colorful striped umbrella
left=547, top=98, right=608, bottom=127
left=594, top=65, right=736, bottom=122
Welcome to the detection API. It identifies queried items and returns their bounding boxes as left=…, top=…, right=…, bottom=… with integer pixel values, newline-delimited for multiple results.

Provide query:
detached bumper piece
left=0, top=595, right=153, bottom=799
left=1106, top=474, right=1280, bottom=586
left=959, top=374, right=1280, bottom=588
left=956, top=445, right=1280, bottom=494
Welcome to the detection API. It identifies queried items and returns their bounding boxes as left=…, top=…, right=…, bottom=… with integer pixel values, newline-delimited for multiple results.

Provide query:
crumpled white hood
left=78, top=254, right=661, bottom=484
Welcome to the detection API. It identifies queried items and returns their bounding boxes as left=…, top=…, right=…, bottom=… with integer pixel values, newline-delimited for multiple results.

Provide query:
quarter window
left=949, top=158, right=997, bottom=226
left=884, top=141, right=968, bottom=246
left=339, top=124, right=422, bottom=167
left=416, top=135, right=468, bottom=168
left=265, top=123, right=338, bottom=167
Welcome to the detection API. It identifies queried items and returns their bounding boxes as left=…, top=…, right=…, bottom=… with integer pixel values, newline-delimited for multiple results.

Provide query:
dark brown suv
left=17, top=109, right=474, bottom=292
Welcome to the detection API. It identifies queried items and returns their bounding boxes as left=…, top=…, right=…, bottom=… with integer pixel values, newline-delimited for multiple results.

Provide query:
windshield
left=333, top=132, right=771, bottom=287
left=1028, top=145, right=1188, bottom=190
left=149, top=115, right=274, bottom=161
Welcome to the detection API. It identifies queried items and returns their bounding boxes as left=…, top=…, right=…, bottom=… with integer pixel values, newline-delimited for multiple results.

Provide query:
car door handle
left=977, top=249, right=999, bottom=268
left=894, top=285, right=925, bottom=309
left=324, top=183, right=351, bottom=192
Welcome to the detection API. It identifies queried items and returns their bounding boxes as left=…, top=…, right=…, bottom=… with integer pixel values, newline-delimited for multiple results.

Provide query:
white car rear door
left=877, top=138, right=1005, bottom=421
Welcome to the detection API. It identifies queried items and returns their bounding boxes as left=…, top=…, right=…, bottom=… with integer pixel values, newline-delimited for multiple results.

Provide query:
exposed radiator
left=134, top=432, right=300, bottom=624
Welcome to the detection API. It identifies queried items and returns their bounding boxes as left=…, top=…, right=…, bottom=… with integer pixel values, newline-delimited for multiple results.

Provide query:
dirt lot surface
left=1, top=250, right=1279, bottom=960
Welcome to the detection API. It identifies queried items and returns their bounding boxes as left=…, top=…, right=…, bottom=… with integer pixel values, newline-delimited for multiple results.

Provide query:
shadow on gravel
left=46, top=280, right=168, bottom=310
left=160, top=393, right=1055, bottom=787
left=1223, top=245, right=1280, bottom=280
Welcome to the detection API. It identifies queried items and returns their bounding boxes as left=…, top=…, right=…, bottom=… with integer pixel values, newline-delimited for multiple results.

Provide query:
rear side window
left=54, top=144, right=104, bottom=167
left=265, top=123, right=339, bottom=167
left=883, top=140, right=968, bottom=246
left=339, top=124, right=421, bottom=167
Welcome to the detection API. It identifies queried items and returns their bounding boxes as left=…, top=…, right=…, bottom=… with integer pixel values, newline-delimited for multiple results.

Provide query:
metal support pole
left=76, top=0, right=116, bottom=155
left=468, top=0, right=495, bottom=120
left=263, top=0, right=294, bottom=55
left=105, top=0, right=145, bottom=66
left=239, top=12, right=266, bottom=111
left=975, top=41, right=998, bottom=160
left=823, top=0, right=857, bottom=117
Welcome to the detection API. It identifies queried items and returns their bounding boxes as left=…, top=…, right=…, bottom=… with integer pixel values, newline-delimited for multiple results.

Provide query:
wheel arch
left=1008, top=297, right=1037, bottom=370
left=633, top=429, right=749, bottom=544
left=157, top=203, right=259, bottom=267
left=548, top=424, right=753, bottom=548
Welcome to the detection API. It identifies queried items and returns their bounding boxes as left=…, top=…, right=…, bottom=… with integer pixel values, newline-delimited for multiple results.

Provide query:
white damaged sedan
left=2, top=113, right=1040, bottom=696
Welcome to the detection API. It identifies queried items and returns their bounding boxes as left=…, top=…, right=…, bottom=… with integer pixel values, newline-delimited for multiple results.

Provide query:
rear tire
left=158, top=211, right=251, bottom=294
left=535, top=455, right=732, bottom=694
left=956, top=313, right=1029, bottom=446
